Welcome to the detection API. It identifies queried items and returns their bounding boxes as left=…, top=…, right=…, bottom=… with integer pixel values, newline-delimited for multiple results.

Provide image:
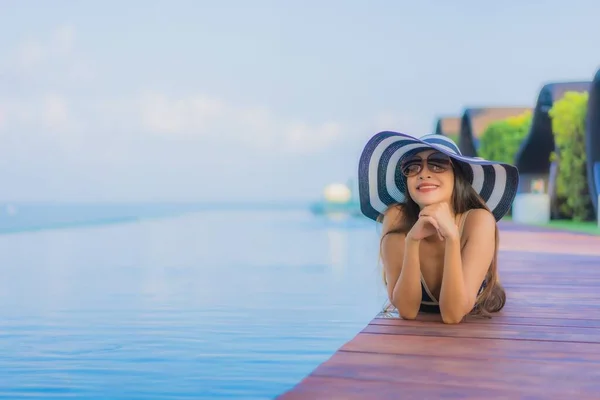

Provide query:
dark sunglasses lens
left=401, top=154, right=451, bottom=176
left=428, top=155, right=451, bottom=169
left=401, top=159, right=421, bottom=176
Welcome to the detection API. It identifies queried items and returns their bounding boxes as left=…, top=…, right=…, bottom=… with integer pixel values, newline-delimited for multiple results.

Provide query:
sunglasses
left=400, top=152, right=453, bottom=177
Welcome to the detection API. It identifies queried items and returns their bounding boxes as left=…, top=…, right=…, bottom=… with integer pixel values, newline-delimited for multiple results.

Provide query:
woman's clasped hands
left=406, top=202, right=460, bottom=243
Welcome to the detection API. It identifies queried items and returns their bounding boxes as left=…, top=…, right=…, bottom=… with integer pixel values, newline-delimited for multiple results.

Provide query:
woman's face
left=401, top=149, right=455, bottom=208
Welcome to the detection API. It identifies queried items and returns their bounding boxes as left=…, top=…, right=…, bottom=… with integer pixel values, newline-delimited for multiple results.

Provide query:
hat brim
left=358, top=131, right=519, bottom=222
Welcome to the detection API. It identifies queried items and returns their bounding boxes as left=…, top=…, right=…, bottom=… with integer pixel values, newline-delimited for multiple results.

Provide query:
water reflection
left=327, top=229, right=347, bottom=279
left=0, top=208, right=387, bottom=399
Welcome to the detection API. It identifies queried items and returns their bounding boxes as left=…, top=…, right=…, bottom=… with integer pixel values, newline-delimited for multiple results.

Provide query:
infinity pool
left=0, top=206, right=387, bottom=399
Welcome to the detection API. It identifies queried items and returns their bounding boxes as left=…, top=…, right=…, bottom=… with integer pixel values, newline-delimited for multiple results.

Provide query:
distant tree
left=478, top=110, right=532, bottom=164
left=549, top=91, right=592, bottom=221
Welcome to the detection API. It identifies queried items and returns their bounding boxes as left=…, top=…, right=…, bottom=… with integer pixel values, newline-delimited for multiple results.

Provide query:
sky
left=0, top=0, right=599, bottom=203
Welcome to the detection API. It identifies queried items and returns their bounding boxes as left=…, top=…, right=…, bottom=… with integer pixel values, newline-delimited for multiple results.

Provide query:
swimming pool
left=0, top=206, right=387, bottom=399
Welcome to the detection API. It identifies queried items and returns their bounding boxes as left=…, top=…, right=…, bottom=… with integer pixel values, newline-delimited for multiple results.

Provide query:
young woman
left=357, top=131, right=519, bottom=324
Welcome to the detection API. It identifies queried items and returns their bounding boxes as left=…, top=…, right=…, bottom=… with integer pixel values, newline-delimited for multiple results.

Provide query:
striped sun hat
left=357, top=131, right=520, bottom=222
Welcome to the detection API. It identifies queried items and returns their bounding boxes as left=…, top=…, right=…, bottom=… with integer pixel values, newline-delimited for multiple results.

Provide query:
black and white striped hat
left=357, top=131, right=519, bottom=222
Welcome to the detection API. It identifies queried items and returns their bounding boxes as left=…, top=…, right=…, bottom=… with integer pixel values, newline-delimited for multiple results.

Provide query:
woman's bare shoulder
left=381, top=204, right=405, bottom=235
left=463, top=208, right=496, bottom=233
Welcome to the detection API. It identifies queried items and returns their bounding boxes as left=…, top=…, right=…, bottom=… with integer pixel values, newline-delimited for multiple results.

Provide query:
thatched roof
left=515, top=81, right=591, bottom=177
left=434, top=117, right=460, bottom=136
left=458, top=107, right=531, bottom=157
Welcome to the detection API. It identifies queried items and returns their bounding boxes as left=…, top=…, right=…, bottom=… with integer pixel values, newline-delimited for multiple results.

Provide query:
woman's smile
left=416, top=182, right=439, bottom=193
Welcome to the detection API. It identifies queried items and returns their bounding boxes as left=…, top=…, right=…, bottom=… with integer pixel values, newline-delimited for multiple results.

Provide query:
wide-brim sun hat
left=357, top=131, right=519, bottom=222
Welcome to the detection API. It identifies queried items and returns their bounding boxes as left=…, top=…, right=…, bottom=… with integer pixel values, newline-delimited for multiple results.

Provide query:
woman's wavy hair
left=378, top=158, right=506, bottom=318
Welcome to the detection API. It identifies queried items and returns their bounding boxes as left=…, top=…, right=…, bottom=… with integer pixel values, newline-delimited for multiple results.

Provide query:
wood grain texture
left=277, top=375, right=531, bottom=400
left=277, top=221, right=600, bottom=399
left=311, top=352, right=600, bottom=395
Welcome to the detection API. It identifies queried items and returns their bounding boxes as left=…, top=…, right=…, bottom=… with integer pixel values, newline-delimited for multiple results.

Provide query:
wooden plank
left=309, top=351, right=600, bottom=397
left=504, top=277, right=600, bottom=285
left=363, top=321, right=600, bottom=343
left=277, top=221, right=600, bottom=399
left=491, top=308, right=600, bottom=320
left=373, top=314, right=600, bottom=328
left=277, top=375, right=532, bottom=400
left=342, top=333, right=600, bottom=362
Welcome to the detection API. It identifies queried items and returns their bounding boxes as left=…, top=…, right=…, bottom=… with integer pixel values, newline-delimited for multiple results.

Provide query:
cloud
left=282, top=121, right=342, bottom=152
left=0, top=25, right=376, bottom=201
left=139, top=91, right=226, bottom=136
left=0, top=88, right=344, bottom=161
left=2, top=25, right=346, bottom=159
left=137, top=91, right=343, bottom=153
left=234, top=105, right=342, bottom=152
left=0, top=94, right=75, bottom=134
left=5, top=25, right=95, bottom=86
left=15, top=25, right=75, bottom=70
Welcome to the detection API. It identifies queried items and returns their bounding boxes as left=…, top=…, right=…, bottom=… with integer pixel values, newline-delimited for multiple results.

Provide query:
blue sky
left=0, top=0, right=599, bottom=202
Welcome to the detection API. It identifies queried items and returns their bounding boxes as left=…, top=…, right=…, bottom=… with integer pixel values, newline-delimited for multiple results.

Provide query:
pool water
left=0, top=206, right=387, bottom=399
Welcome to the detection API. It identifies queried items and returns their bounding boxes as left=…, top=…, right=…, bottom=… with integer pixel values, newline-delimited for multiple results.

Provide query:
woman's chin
left=414, top=195, right=447, bottom=208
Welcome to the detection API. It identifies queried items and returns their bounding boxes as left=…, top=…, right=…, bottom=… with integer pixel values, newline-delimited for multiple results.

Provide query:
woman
left=357, top=131, right=519, bottom=324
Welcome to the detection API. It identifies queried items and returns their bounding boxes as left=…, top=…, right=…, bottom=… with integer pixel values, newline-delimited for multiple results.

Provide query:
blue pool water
left=0, top=204, right=387, bottom=399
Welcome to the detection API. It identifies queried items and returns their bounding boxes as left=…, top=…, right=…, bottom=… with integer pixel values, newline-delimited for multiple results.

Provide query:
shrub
left=478, top=110, right=532, bottom=164
left=549, top=91, right=592, bottom=221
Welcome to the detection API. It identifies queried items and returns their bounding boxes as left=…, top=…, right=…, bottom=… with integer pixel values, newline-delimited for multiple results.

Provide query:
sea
left=0, top=202, right=388, bottom=399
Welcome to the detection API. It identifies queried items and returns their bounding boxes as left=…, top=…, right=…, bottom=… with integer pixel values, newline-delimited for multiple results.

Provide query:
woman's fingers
left=423, top=215, right=439, bottom=229
left=422, top=216, right=444, bottom=241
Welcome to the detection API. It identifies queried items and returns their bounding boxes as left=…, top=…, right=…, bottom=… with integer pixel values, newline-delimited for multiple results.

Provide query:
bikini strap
left=459, top=209, right=473, bottom=236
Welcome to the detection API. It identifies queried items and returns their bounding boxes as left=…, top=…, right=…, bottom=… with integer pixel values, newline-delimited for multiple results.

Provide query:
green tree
left=478, top=110, right=532, bottom=164
left=549, top=91, right=592, bottom=221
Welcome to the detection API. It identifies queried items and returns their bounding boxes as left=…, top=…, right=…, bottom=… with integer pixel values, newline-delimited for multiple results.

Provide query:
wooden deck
left=277, top=221, right=600, bottom=399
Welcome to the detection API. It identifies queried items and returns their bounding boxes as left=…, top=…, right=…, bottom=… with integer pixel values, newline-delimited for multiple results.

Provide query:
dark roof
left=586, top=71, right=600, bottom=214
left=515, top=81, right=591, bottom=175
left=434, top=117, right=460, bottom=136
left=458, top=107, right=531, bottom=157
left=539, top=82, right=590, bottom=106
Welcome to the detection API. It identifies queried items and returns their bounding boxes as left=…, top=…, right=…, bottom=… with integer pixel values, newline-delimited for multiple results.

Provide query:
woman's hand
left=406, top=214, right=444, bottom=242
left=418, top=202, right=460, bottom=241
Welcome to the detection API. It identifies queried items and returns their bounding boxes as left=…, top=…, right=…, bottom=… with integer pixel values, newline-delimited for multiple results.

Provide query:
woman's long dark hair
left=378, top=161, right=506, bottom=318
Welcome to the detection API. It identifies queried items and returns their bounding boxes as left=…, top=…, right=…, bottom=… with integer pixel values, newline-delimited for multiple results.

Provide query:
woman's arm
left=380, top=207, right=422, bottom=319
left=438, top=209, right=496, bottom=323
left=393, top=238, right=424, bottom=319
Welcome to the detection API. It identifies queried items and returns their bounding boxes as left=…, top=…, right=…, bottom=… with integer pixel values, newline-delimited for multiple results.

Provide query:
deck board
left=277, top=221, right=600, bottom=399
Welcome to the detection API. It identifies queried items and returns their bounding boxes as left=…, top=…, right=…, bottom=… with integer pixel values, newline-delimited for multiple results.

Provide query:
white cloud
left=0, top=93, right=77, bottom=134
left=7, top=25, right=95, bottom=85
left=0, top=89, right=344, bottom=159
left=282, top=121, right=342, bottom=152
left=139, top=91, right=226, bottom=135
left=15, top=25, right=75, bottom=70
left=2, top=25, right=346, bottom=159
left=0, top=24, right=398, bottom=201
left=138, top=91, right=343, bottom=153
left=233, top=105, right=342, bottom=152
